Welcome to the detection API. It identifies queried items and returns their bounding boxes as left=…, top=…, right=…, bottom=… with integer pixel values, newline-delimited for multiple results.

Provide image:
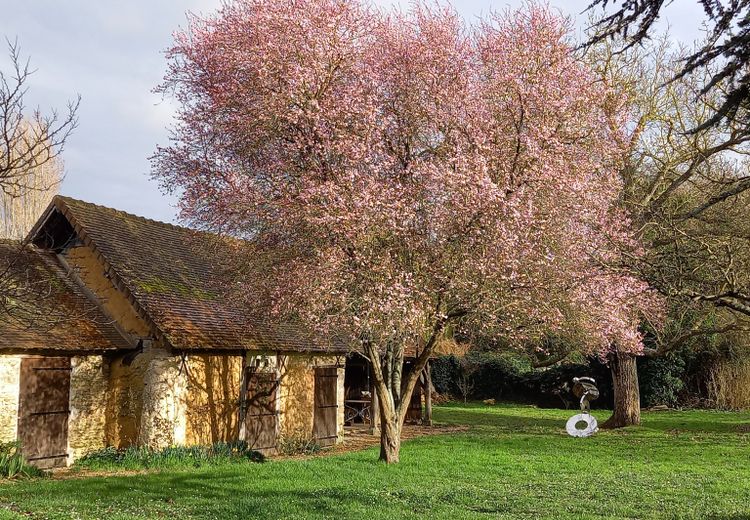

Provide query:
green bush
left=0, top=441, right=44, bottom=479
left=432, top=353, right=614, bottom=409
left=432, top=351, right=532, bottom=399
left=431, top=355, right=461, bottom=395
left=469, top=351, right=531, bottom=400
left=433, top=333, right=749, bottom=410
left=638, top=354, right=686, bottom=408
left=75, top=441, right=265, bottom=471
left=521, top=360, right=613, bottom=409
left=277, top=434, right=322, bottom=456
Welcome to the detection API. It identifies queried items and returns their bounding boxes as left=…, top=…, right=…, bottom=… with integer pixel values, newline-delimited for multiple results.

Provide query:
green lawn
left=1, top=403, right=750, bottom=519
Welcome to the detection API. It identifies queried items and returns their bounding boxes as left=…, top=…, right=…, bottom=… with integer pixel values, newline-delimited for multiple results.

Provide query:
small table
left=345, top=399, right=372, bottom=425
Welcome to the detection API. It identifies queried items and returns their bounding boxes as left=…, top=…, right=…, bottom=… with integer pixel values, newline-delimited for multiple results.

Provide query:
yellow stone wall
left=184, top=354, right=243, bottom=445
left=105, top=352, right=147, bottom=448
left=0, top=356, right=20, bottom=442
left=64, top=244, right=151, bottom=337
left=277, top=354, right=314, bottom=438
left=137, top=347, right=187, bottom=449
left=2, top=349, right=345, bottom=462
left=68, top=356, right=108, bottom=461
left=277, top=354, right=344, bottom=441
left=63, top=244, right=155, bottom=449
left=77, top=345, right=183, bottom=452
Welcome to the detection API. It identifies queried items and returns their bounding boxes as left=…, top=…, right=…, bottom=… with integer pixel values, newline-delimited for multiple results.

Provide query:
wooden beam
left=424, top=361, right=433, bottom=426
left=369, top=362, right=380, bottom=436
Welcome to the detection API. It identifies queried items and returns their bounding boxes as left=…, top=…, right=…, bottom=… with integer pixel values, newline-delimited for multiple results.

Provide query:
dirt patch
left=282, top=424, right=468, bottom=459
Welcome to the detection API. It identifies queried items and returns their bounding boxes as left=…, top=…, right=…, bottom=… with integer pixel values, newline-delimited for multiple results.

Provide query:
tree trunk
left=379, top=412, right=401, bottom=463
left=376, top=349, right=404, bottom=463
left=362, top=314, right=450, bottom=463
left=602, top=352, right=641, bottom=428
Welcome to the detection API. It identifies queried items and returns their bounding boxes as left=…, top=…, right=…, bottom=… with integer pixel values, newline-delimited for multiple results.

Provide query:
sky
left=0, top=0, right=707, bottom=224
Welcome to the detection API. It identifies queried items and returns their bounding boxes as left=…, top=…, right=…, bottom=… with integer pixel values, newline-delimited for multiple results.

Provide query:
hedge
left=431, top=350, right=692, bottom=409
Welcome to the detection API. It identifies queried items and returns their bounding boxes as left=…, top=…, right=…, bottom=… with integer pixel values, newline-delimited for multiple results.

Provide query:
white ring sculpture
left=565, top=413, right=598, bottom=437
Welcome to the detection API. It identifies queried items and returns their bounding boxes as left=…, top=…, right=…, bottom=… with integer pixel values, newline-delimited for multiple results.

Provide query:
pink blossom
left=153, top=0, right=663, bottom=361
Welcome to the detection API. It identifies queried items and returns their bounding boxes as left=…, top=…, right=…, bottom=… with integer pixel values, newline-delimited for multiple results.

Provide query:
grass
left=1, top=403, right=749, bottom=519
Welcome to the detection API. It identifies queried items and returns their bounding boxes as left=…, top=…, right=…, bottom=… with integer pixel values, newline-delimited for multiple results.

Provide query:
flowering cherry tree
left=154, top=0, right=661, bottom=462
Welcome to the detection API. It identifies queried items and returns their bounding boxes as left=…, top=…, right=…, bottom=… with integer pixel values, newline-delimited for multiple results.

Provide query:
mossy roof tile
left=0, top=241, right=131, bottom=351
left=44, top=196, right=347, bottom=354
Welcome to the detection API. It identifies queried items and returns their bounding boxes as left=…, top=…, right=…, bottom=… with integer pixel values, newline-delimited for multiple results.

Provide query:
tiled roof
left=34, top=196, right=348, bottom=354
left=0, top=241, right=130, bottom=351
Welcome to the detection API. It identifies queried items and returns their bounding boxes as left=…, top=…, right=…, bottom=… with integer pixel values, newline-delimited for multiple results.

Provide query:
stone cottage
left=0, top=196, right=349, bottom=468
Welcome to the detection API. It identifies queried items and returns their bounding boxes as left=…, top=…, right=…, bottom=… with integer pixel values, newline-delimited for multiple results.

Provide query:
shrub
left=277, top=434, right=321, bottom=456
left=638, top=354, right=686, bottom=408
left=468, top=351, right=531, bottom=401
left=520, top=360, right=614, bottom=409
left=75, top=441, right=264, bottom=471
left=431, top=355, right=461, bottom=395
left=0, top=441, right=44, bottom=479
left=432, top=351, right=531, bottom=400
left=431, top=352, right=614, bottom=409
left=433, top=343, right=750, bottom=410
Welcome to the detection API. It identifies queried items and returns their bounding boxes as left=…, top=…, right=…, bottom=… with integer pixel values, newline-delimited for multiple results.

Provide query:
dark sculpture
left=572, top=376, right=599, bottom=413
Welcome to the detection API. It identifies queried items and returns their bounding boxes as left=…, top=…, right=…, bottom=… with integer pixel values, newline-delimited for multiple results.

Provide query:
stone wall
left=184, top=354, right=242, bottom=445
left=0, top=355, right=20, bottom=442
left=68, top=355, right=109, bottom=461
left=3, top=349, right=345, bottom=463
left=277, top=354, right=344, bottom=442
left=66, top=349, right=242, bottom=458
left=106, top=350, right=153, bottom=448
left=64, top=244, right=151, bottom=337
left=277, top=354, right=314, bottom=439
left=138, top=347, right=187, bottom=449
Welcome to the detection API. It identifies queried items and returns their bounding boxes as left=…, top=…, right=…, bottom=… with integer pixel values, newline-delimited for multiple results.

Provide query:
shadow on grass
left=5, top=469, right=418, bottom=519
left=641, top=412, right=750, bottom=434
left=436, top=406, right=568, bottom=431
left=436, top=403, right=750, bottom=436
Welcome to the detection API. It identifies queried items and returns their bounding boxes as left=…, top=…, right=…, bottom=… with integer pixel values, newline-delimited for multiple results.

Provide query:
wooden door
left=405, top=380, right=423, bottom=424
left=313, top=367, right=339, bottom=446
left=242, top=368, right=279, bottom=454
left=17, top=357, right=71, bottom=469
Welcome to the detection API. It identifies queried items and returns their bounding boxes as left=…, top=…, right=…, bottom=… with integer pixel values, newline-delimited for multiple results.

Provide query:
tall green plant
left=0, top=441, right=43, bottom=479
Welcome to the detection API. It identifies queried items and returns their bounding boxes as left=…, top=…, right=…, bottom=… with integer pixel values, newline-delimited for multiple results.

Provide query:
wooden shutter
left=17, top=357, right=71, bottom=468
left=313, top=367, right=339, bottom=446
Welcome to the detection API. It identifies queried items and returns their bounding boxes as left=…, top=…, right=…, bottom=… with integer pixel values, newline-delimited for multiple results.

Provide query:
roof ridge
left=54, top=195, right=207, bottom=236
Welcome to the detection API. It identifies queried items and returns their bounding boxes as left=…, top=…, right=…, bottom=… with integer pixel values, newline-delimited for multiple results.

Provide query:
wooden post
left=369, top=362, right=380, bottom=436
left=424, top=361, right=433, bottom=426
left=238, top=355, right=248, bottom=441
